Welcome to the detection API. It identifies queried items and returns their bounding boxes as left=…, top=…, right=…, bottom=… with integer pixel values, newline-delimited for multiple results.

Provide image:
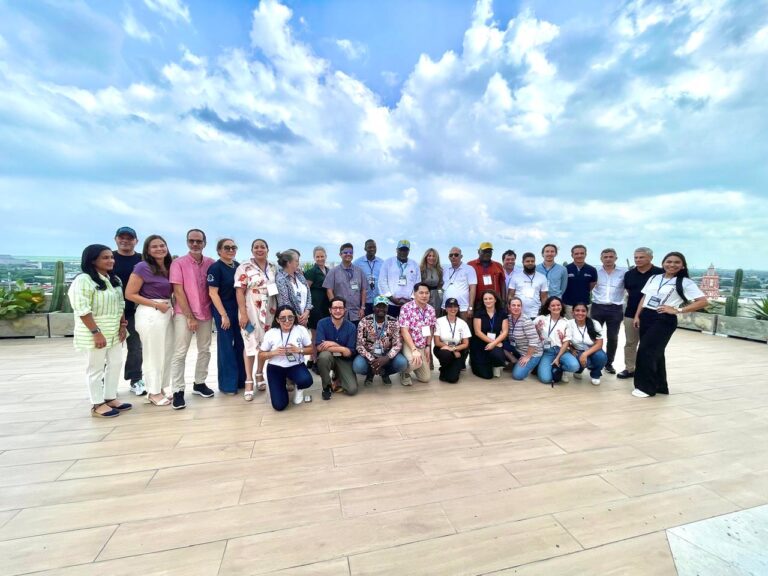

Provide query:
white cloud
left=334, top=38, right=367, bottom=60
left=143, top=0, right=190, bottom=24
left=122, top=9, right=152, bottom=42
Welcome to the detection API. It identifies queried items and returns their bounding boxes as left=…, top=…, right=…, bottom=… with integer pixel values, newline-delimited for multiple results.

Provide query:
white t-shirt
left=434, top=316, right=471, bottom=345
left=641, top=275, right=705, bottom=310
left=534, top=315, right=569, bottom=348
left=511, top=272, right=549, bottom=318
left=441, top=264, right=478, bottom=311
left=260, top=326, right=312, bottom=368
left=293, top=280, right=308, bottom=312
left=566, top=319, right=603, bottom=351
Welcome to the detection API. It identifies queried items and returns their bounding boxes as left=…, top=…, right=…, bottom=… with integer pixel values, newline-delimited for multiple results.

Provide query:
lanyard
left=280, top=326, right=294, bottom=350
left=448, top=320, right=457, bottom=341
left=365, top=259, right=376, bottom=275
left=373, top=319, right=387, bottom=341
left=488, top=313, right=496, bottom=333
left=541, top=265, right=552, bottom=279
left=448, top=266, right=460, bottom=283
left=343, top=266, right=354, bottom=281
left=656, top=276, right=675, bottom=294
left=547, top=318, right=559, bottom=339
left=253, top=259, right=269, bottom=280
left=524, top=273, right=535, bottom=284
left=397, top=260, right=408, bottom=276
left=417, top=306, right=428, bottom=325
left=509, top=316, right=518, bottom=335
left=576, top=323, right=588, bottom=342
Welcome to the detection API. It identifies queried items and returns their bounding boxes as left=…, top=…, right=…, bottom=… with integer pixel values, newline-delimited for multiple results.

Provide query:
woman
left=433, top=297, right=470, bottom=383
left=208, top=238, right=246, bottom=395
left=470, top=290, right=509, bottom=379
left=632, top=252, right=707, bottom=397
left=125, top=235, right=174, bottom=406
left=420, top=248, right=444, bottom=316
left=503, top=296, right=543, bottom=381
left=304, top=246, right=330, bottom=370
left=534, top=296, right=580, bottom=384
left=68, top=244, right=130, bottom=417
left=567, top=302, right=607, bottom=385
left=258, top=305, right=315, bottom=411
left=275, top=249, right=313, bottom=328
left=234, top=238, right=278, bottom=399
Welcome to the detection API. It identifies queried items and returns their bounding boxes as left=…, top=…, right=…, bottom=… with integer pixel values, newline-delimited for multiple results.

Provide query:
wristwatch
left=90, top=327, right=101, bottom=334
left=676, top=307, right=683, bottom=314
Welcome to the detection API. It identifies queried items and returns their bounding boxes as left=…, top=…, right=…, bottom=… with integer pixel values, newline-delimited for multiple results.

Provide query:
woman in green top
left=304, top=246, right=330, bottom=370
left=68, top=244, right=130, bottom=418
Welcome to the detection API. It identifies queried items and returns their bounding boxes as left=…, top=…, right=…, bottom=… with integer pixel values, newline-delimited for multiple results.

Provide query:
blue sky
left=1, top=0, right=767, bottom=269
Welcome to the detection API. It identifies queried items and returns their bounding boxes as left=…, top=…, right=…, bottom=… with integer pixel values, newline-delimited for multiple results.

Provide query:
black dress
left=470, top=309, right=507, bottom=379
left=305, top=264, right=330, bottom=329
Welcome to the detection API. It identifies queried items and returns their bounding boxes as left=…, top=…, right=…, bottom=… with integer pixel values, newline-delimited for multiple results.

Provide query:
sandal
left=146, top=394, right=171, bottom=406
left=244, top=380, right=254, bottom=402
left=256, top=376, right=266, bottom=392
left=91, top=403, right=120, bottom=418
left=105, top=399, right=132, bottom=411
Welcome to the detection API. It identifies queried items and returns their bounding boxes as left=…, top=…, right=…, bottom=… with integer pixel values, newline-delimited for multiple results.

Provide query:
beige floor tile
left=473, top=418, right=599, bottom=446
left=262, top=558, right=350, bottom=575
left=219, top=504, right=454, bottom=575
left=0, top=470, right=153, bottom=512
left=0, top=460, right=74, bottom=488
left=175, top=420, right=329, bottom=448
left=0, top=421, right=46, bottom=437
left=0, top=525, right=116, bottom=576
left=30, top=541, right=226, bottom=576
left=0, top=479, right=243, bottom=540
left=661, top=410, right=768, bottom=436
left=340, top=465, right=518, bottom=517
left=681, top=396, right=768, bottom=417
left=506, top=445, right=656, bottom=486
left=248, top=426, right=403, bottom=456
left=328, top=409, right=454, bottom=433
left=631, top=426, right=768, bottom=461
left=555, top=485, right=738, bottom=548
left=348, top=515, right=581, bottom=576
left=0, top=511, right=17, bottom=530
left=442, top=475, right=627, bottom=532
left=100, top=492, right=341, bottom=559
left=332, top=432, right=480, bottom=467
left=584, top=406, right=699, bottom=428
left=704, top=471, right=768, bottom=508
left=496, top=531, right=677, bottom=575
left=0, top=429, right=110, bottom=451
left=241, top=459, right=423, bottom=505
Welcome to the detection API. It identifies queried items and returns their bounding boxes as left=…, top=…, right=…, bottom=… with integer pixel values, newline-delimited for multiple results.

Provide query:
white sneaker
left=561, top=373, right=570, bottom=383
left=130, top=380, right=146, bottom=396
left=293, top=387, right=304, bottom=405
left=591, top=378, right=601, bottom=386
left=493, top=367, right=502, bottom=378
left=573, top=372, right=583, bottom=380
left=632, top=388, right=649, bottom=398
left=401, top=373, right=413, bottom=386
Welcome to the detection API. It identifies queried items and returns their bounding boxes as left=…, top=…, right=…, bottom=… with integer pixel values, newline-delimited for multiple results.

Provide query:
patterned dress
left=234, top=259, right=278, bottom=355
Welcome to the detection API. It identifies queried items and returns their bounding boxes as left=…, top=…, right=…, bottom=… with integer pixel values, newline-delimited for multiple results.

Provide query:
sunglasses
left=222, top=245, right=237, bottom=251
left=341, top=250, right=353, bottom=255
left=277, top=315, right=295, bottom=321
left=449, top=253, right=460, bottom=257
left=188, top=239, right=204, bottom=245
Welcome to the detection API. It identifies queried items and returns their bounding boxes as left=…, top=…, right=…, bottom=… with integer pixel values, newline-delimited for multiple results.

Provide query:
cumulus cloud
left=143, top=0, right=190, bottom=23
left=122, top=9, right=152, bottom=42
left=335, top=38, right=367, bottom=60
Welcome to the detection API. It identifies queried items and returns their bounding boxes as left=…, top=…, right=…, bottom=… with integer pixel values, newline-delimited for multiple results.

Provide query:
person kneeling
left=353, top=296, right=408, bottom=386
left=433, top=298, right=470, bottom=383
left=316, top=297, right=358, bottom=401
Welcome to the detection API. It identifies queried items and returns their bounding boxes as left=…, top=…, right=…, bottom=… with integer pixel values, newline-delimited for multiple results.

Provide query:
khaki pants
left=317, top=351, right=358, bottom=395
left=170, top=316, right=213, bottom=392
left=623, top=317, right=640, bottom=372
left=403, top=342, right=432, bottom=383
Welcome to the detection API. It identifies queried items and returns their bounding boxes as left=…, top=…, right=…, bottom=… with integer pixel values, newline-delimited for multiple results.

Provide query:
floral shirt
left=356, top=314, right=403, bottom=362
left=233, top=259, right=277, bottom=336
left=398, top=300, right=436, bottom=349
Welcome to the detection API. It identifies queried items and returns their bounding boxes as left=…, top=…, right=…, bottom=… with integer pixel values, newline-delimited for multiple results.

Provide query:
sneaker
left=192, top=383, right=214, bottom=398
left=293, top=387, right=305, bottom=405
left=561, top=373, right=570, bottom=383
left=631, top=388, right=650, bottom=398
left=172, top=391, right=186, bottom=410
left=130, top=379, right=146, bottom=396
left=591, top=378, right=601, bottom=386
left=605, top=364, right=616, bottom=374
left=364, top=376, right=374, bottom=387
left=401, top=372, right=413, bottom=387
left=322, top=387, right=332, bottom=401
left=573, top=371, right=583, bottom=380
left=493, top=367, right=502, bottom=378
left=617, top=370, right=635, bottom=379
left=381, top=374, right=392, bottom=386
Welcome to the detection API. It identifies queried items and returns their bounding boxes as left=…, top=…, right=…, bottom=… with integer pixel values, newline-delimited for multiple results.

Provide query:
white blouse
left=641, top=275, right=705, bottom=310
left=566, top=319, right=603, bottom=351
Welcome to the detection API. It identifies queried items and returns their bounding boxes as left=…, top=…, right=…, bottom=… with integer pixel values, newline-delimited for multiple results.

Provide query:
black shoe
left=364, top=376, right=373, bottom=387
left=307, top=360, right=315, bottom=369
left=322, top=387, right=332, bottom=401
left=192, top=383, right=214, bottom=398
left=616, top=370, right=635, bottom=379
left=172, top=391, right=186, bottom=410
left=605, top=364, right=616, bottom=374
left=381, top=374, right=392, bottom=386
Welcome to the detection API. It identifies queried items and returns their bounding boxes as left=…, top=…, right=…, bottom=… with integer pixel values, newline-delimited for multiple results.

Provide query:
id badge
left=509, top=339, right=516, bottom=348
left=398, top=276, right=407, bottom=286
left=368, top=276, right=375, bottom=289
left=483, top=274, right=492, bottom=285
left=647, top=295, right=661, bottom=309
left=286, top=352, right=297, bottom=362
left=350, top=281, right=360, bottom=291
left=332, top=352, right=342, bottom=357
left=421, top=325, right=431, bottom=337
left=487, top=332, right=496, bottom=340
left=523, top=286, right=535, bottom=298
left=266, top=283, right=279, bottom=297
left=373, top=344, right=383, bottom=355
left=543, top=340, right=552, bottom=350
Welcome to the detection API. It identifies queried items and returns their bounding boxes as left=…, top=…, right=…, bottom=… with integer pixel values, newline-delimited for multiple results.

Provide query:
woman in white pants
left=126, top=235, right=175, bottom=406
left=68, top=244, right=130, bottom=417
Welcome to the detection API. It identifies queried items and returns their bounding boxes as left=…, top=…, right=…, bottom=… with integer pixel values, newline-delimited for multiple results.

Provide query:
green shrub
left=0, top=280, right=46, bottom=320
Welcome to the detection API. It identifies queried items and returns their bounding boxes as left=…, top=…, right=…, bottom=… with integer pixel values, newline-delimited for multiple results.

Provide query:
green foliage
left=748, top=297, right=768, bottom=321
left=0, top=280, right=46, bottom=320
left=699, top=301, right=724, bottom=315
left=302, top=262, right=314, bottom=274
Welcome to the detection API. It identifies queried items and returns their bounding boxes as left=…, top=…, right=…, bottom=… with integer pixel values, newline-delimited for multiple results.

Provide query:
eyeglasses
left=222, top=245, right=237, bottom=251
left=449, top=253, right=460, bottom=257
left=341, top=250, right=353, bottom=255
left=188, top=239, right=204, bottom=245
left=330, top=306, right=345, bottom=310
left=277, top=315, right=295, bottom=322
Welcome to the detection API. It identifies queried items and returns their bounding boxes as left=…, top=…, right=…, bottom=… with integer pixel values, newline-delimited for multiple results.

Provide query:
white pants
left=170, top=316, right=213, bottom=392
left=134, top=303, right=174, bottom=395
left=84, top=344, right=122, bottom=404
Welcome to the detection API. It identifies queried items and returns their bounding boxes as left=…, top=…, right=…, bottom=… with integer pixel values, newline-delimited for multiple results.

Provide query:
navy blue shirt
left=316, top=316, right=357, bottom=357
left=562, top=263, right=598, bottom=305
left=206, top=260, right=240, bottom=304
left=623, top=265, right=663, bottom=317
left=112, top=251, right=142, bottom=316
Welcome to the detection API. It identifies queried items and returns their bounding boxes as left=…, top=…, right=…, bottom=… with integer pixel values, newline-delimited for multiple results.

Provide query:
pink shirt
left=170, top=254, right=215, bottom=320
left=398, top=300, right=437, bottom=349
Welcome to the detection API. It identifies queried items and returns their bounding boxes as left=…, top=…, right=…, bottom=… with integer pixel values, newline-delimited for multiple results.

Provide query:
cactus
left=724, top=268, right=743, bottom=317
left=49, top=261, right=66, bottom=312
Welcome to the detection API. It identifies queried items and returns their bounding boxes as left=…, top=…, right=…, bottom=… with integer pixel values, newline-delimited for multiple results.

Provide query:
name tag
left=368, top=276, right=375, bottom=289
left=373, top=344, right=383, bottom=355
left=266, top=283, right=279, bottom=296
left=487, top=332, right=496, bottom=340
left=398, top=276, right=407, bottom=286
left=509, top=339, right=516, bottom=347
left=646, top=295, right=662, bottom=309
left=483, top=274, right=492, bottom=285
left=332, top=352, right=342, bottom=357
left=350, top=281, right=359, bottom=291
left=421, top=325, right=431, bottom=337
left=286, top=352, right=297, bottom=362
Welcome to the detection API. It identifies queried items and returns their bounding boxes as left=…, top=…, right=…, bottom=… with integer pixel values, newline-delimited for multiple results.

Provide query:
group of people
left=69, top=228, right=708, bottom=416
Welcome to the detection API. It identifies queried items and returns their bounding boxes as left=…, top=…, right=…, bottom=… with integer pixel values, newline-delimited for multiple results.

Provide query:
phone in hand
left=245, top=321, right=255, bottom=334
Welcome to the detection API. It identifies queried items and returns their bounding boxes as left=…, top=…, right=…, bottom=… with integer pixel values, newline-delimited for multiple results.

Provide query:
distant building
left=700, top=264, right=720, bottom=299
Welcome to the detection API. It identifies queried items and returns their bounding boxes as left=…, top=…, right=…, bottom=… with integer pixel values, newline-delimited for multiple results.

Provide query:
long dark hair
left=661, top=251, right=691, bottom=304
left=80, top=244, right=120, bottom=290
left=272, top=304, right=297, bottom=329
left=539, top=296, right=564, bottom=318
left=572, top=302, right=599, bottom=341
left=142, top=234, right=172, bottom=277
left=479, top=289, right=503, bottom=314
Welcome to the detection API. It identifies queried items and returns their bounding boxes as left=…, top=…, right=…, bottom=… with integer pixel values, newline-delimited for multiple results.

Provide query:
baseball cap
left=115, top=227, right=137, bottom=238
left=444, top=298, right=460, bottom=308
left=396, top=240, right=411, bottom=250
left=373, top=295, right=389, bottom=307
left=479, top=241, right=493, bottom=251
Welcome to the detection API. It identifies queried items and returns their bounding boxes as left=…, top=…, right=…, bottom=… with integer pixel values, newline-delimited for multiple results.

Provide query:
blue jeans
left=538, top=348, right=580, bottom=383
left=573, top=349, right=608, bottom=379
left=511, top=354, right=542, bottom=381
left=266, top=363, right=313, bottom=411
left=352, top=353, right=408, bottom=376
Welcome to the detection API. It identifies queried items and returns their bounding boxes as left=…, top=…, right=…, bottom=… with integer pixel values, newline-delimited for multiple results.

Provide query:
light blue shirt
left=353, top=255, right=384, bottom=303
left=536, top=262, right=568, bottom=298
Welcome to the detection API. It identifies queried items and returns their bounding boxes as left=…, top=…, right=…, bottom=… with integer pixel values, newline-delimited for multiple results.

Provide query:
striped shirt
left=507, top=314, right=543, bottom=357
left=68, top=274, right=125, bottom=350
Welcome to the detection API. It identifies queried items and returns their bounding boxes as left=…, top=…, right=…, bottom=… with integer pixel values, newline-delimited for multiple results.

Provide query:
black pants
left=590, top=303, right=623, bottom=365
left=124, top=315, right=143, bottom=383
left=469, top=337, right=506, bottom=379
left=434, top=346, right=467, bottom=383
left=634, top=309, right=677, bottom=396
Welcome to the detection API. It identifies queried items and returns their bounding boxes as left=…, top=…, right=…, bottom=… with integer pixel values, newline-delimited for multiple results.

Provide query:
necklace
left=222, top=260, right=235, bottom=269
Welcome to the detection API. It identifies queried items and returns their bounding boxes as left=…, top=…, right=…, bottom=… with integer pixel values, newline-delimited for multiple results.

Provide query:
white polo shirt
left=592, top=266, right=627, bottom=305
left=441, top=263, right=478, bottom=311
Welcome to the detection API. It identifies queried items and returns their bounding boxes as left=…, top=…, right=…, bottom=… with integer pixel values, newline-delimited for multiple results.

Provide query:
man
left=468, top=242, right=506, bottom=307
left=398, top=283, right=436, bottom=386
left=502, top=250, right=522, bottom=288
left=508, top=252, right=549, bottom=319
left=354, top=239, right=383, bottom=316
left=536, top=243, right=568, bottom=299
left=378, top=240, right=421, bottom=317
left=562, top=244, right=598, bottom=317
left=618, top=247, right=663, bottom=380
left=112, top=226, right=144, bottom=395
left=353, top=295, right=408, bottom=386
left=590, top=248, right=628, bottom=374
left=442, top=247, right=477, bottom=322
left=169, top=228, right=216, bottom=409
left=316, top=297, right=358, bottom=400
left=323, top=243, right=366, bottom=324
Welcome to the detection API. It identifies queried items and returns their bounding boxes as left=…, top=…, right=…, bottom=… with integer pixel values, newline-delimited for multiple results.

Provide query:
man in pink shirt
left=169, top=228, right=216, bottom=409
